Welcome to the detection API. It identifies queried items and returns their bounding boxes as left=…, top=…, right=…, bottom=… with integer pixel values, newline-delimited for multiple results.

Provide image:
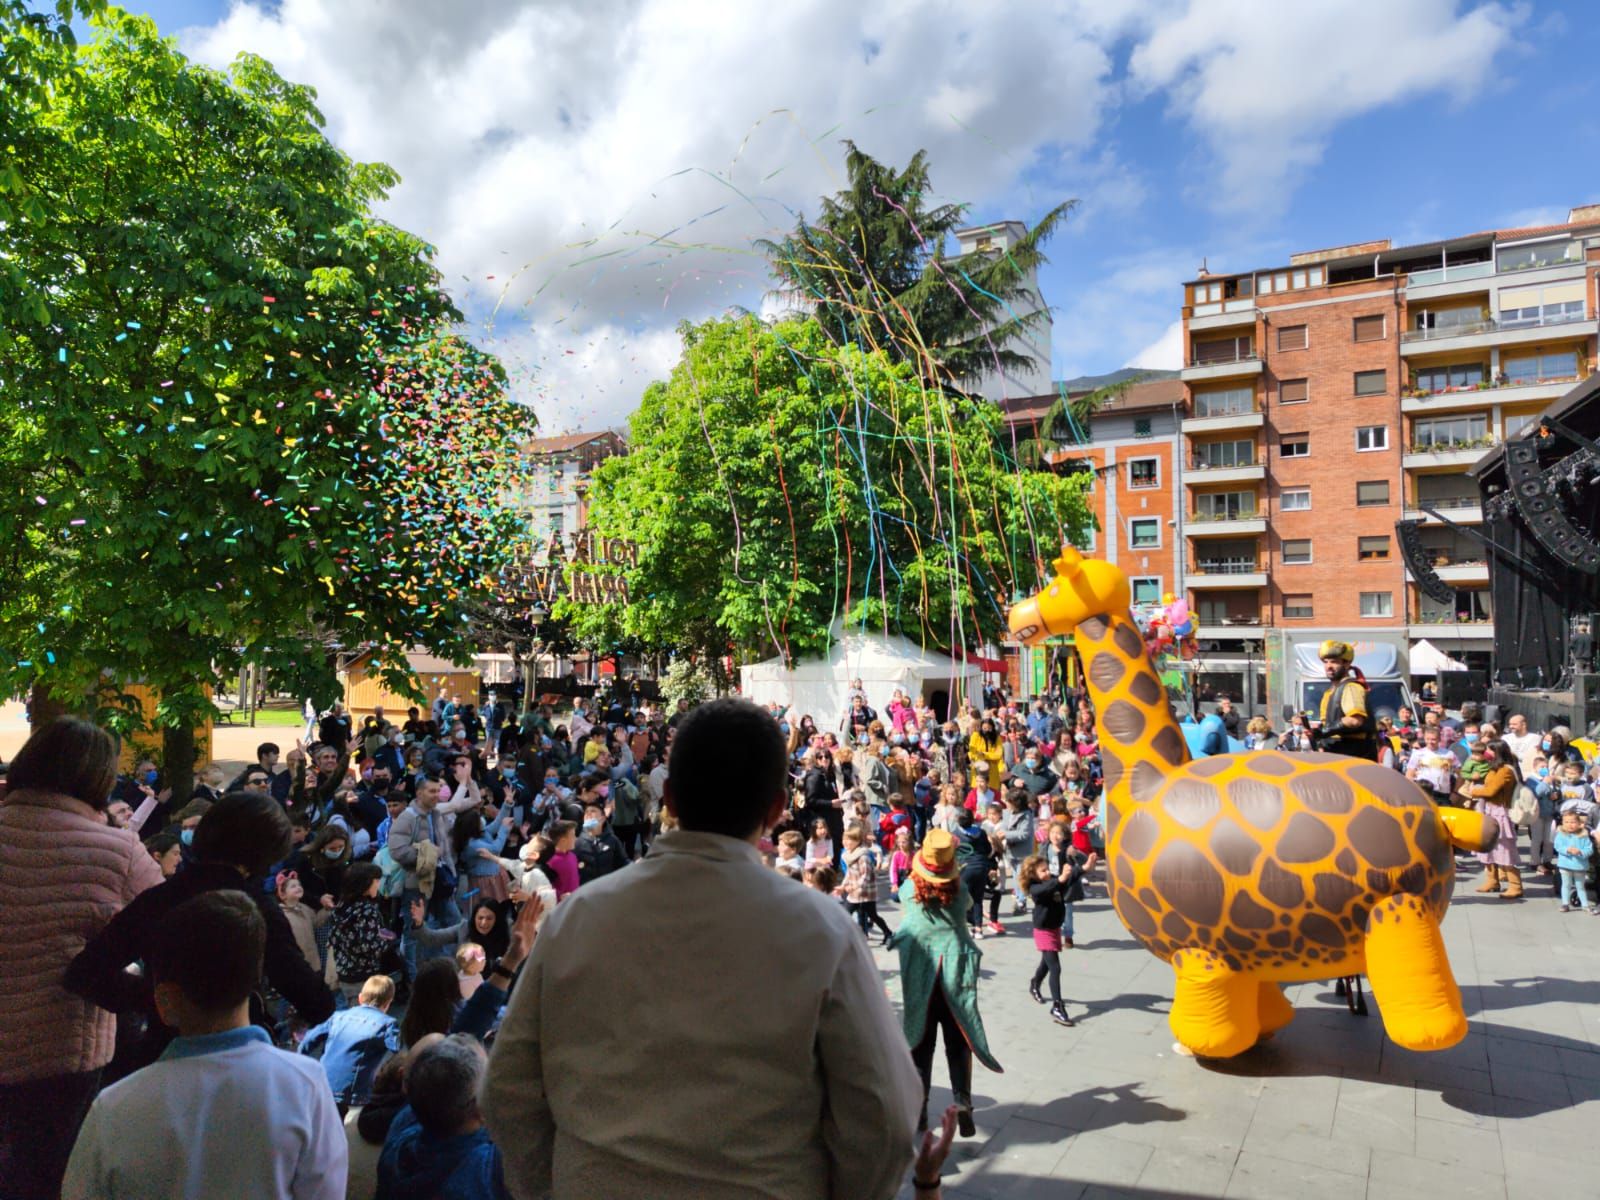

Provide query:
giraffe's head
left=1008, top=547, right=1132, bottom=646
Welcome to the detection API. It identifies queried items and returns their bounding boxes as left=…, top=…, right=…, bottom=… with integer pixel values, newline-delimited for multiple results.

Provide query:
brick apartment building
left=1175, top=203, right=1600, bottom=711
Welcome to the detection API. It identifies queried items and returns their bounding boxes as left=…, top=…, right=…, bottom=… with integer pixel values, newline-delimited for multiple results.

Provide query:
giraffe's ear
left=1052, top=546, right=1084, bottom=578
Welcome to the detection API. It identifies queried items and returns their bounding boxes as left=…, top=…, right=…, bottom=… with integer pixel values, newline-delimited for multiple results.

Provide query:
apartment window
left=1413, top=306, right=1487, bottom=334
left=1127, top=457, right=1159, bottom=489
left=1280, top=488, right=1310, bottom=511
left=1354, top=370, right=1387, bottom=397
left=1352, top=314, right=1386, bottom=342
left=1282, top=539, right=1312, bottom=565
left=1358, top=535, right=1391, bottom=561
left=1277, top=324, right=1308, bottom=352
left=1497, top=239, right=1579, bottom=273
left=1414, top=362, right=1484, bottom=394
left=550, top=510, right=565, bottom=538
left=1278, top=378, right=1308, bottom=405
left=1194, top=439, right=1255, bottom=469
left=1129, top=518, right=1161, bottom=549
left=1280, top=435, right=1309, bottom=458
left=1498, top=281, right=1585, bottom=329
left=1133, top=417, right=1153, bottom=437
left=1193, top=385, right=1254, bottom=418
left=1197, top=597, right=1229, bottom=624
left=1356, top=480, right=1390, bottom=507
left=1413, top=414, right=1487, bottom=448
left=1283, top=594, right=1315, bottom=619
left=1360, top=591, right=1394, bottom=618
left=1130, top=577, right=1162, bottom=605
left=1356, top=425, right=1388, bottom=451
left=1503, top=349, right=1580, bottom=385
left=1257, top=267, right=1323, bottom=295
left=1192, top=335, right=1253, bottom=365
left=1195, top=490, right=1255, bottom=520
left=1506, top=413, right=1541, bottom=440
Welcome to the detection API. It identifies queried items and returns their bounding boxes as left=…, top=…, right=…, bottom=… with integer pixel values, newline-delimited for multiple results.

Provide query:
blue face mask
left=779, top=723, right=789, bottom=735
left=1538, top=767, right=1550, bottom=778
left=180, top=829, right=194, bottom=846
left=1463, top=734, right=1479, bottom=746
left=1542, top=740, right=1552, bottom=751
left=583, top=818, right=601, bottom=832
left=143, top=769, right=158, bottom=786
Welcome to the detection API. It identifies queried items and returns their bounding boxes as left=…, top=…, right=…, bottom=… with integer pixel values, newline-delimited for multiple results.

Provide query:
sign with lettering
left=512, top=528, right=639, bottom=607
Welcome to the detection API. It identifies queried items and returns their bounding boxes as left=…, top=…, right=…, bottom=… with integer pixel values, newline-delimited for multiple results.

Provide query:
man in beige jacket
left=482, top=698, right=921, bottom=1200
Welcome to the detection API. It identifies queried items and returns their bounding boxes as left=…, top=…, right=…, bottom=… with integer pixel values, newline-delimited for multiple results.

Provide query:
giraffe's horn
left=1052, top=545, right=1083, bottom=578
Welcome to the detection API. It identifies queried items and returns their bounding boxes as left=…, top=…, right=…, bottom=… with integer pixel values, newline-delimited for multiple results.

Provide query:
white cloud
left=1126, top=319, right=1182, bottom=370
left=1051, top=248, right=1199, bottom=380
left=1127, top=0, right=1521, bottom=213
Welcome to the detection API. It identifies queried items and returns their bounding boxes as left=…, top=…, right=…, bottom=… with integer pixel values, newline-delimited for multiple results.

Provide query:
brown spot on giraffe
left=1335, top=848, right=1358, bottom=876
left=1347, top=807, right=1412, bottom=870
left=1289, top=772, right=1355, bottom=815
left=1151, top=841, right=1225, bottom=927
left=1278, top=812, right=1337, bottom=863
left=1150, top=726, right=1186, bottom=767
left=1161, top=911, right=1192, bottom=942
left=1313, top=873, right=1363, bottom=913
left=1230, top=892, right=1276, bottom=930
left=1115, top=891, right=1158, bottom=939
left=1348, top=762, right=1428, bottom=808
left=1103, top=700, right=1146, bottom=744
left=1114, top=855, right=1136, bottom=890
left=1078, top=615, right=1108, bottom=639
left=1101, top=747, right=1125, bottom=792
left=1247, top=755, right=1296, bottom=777
left=1128, top=672, right=1162, bottom=705
left=1120, top=810, right=1160, bottom=860
left=1259, top=858, right=1305, bottom=909
left=1088, top=652, right=1125, bottom=691
left=1188, top=756, right=1232, bottom=779
left=1162, top=779, right=1221, bottom=830
left=1112, top=622, right=1144, bottom=659
left=1130, top=761, right=1166, bottom=802
left=1210, top=818, right=1262, bottom=876
left=1228, top=777, right=1284, bottom=831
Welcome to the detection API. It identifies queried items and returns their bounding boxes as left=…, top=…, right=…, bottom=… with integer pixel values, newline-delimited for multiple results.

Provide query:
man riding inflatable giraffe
left=1009, top=547, right=1498, bottom=1058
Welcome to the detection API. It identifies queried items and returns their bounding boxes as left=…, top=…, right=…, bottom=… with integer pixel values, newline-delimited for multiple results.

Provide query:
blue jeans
left=1062, top=901, right=1076, bottom=940
left=1560, top=869, right=1591, bottom=908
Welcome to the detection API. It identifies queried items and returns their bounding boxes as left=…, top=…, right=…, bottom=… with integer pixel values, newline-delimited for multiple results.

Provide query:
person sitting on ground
left=376, top=1034, right=505, bottom=1200
left=62, top=891, right=346, bottom=1199
left=300, top=975, right=402, bottom=1113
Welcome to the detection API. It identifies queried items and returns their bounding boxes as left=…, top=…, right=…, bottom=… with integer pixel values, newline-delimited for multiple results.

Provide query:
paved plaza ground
left=5, top=702, right=1595, bottom=1198
left=876, top=860, right=1600, bottom=1200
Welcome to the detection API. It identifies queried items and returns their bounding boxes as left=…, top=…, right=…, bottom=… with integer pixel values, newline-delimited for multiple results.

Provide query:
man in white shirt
left=1503, top=713, right=1542, bottom=777
left=482, top=698, right=921, bottom=1200
left=63, top=891, right=345, bottom=1200
left=1404, top=726, right=1458, bottom=806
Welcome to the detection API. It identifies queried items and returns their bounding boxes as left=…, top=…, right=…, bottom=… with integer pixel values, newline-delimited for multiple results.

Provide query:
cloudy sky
left=95, top=0, right=1596, bottom=431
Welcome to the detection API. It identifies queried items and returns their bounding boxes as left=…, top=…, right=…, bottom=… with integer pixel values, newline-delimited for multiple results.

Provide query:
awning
left=1409, top=639, right=1469, bottom=676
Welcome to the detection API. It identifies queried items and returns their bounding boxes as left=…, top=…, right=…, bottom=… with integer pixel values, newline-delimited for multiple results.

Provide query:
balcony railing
left=1186, top=350, right=1260, bottom=368
left=1189, top=458, right=1259, bottom=471
left=1404, top=371, right=1586, bottom=398
left=1405, top=261, right=1495, bottom=288
left=1189, top=509, right=1259, bottom=522
left=1405, top=436, right=1496, bottom=454
left=1409, top=495, right=1479, bottom=512
left=1200, top=615, right=1264, bottom=626
left=1190, top=401, right=1262, bottom=420
left=1413, top=612, right=1492, bottom=625
left=1193, top=558, right=1261, bottom=575
left=1400, top=309, right=1592, bottom=343
left=1415, top=553, right=1487, bottom=568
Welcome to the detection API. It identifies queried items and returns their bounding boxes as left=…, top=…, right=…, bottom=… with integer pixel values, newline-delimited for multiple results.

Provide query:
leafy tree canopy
left=761, top=141, right=1074, bottom=390
left=560, top=315, right=1090, bottom=666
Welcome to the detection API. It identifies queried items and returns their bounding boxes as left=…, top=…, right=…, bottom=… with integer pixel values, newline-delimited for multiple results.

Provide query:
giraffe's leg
left=1169, top=949, right=1259, bottom=1058
left=1255, top=980, right=1295, bottom=1038
left=1363, top=893, right=1468, bottom=1052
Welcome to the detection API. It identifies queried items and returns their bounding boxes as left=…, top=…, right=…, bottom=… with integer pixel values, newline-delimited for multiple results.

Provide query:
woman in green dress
left=891, top=828, right=1002, bottom=1136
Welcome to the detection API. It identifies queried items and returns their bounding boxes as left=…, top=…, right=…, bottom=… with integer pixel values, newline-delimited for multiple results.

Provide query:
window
left=1193, top=386, right=1254, bottom=418
left=1195, top=490, right=1256, bottom=520
left=1194, top=439, right=1256, bottom=469
left=1280, top=488, right=1310, bottom=511
left=1278, top=378, right=1308, bottom=405
left=1129, top=518, right=1161, bottom=549
left=1505, top=413, right=1541, bottom=440
left=1356, top=425, right=1389, bottom=451
left=1503, top=349, right=1580, bottom=385
left=1130, top=577, right=1162, bottom=605
left=1282, top=539, right=1312, bottom=565
left=1359, top=591, right=1394, bottom=618
left=1498, top=281, right=1585, bottom=329
left=1413, top=414, right=1487, bottom=449
left=1497, top=239, right=1579, bottom=273
left=1283, top=594, right=1314, bottom=619
left=1354, top=370, right=1387, bottom=397
left=1197, top=597, right=1230, bottom=624
left=1358, top=535, right=1391, bottom=561
left=1192, top=335, right=1253, bottom=365
left=1277, top=324, right=1308, bottom=351
left=1133, top=417, right=1153, bottom=438
left=1356, top=480, right=1390, bottom=507
left=1257, top=267, right=1323, bottom=295
left=1127, top=458, right=1159, bottom=489
left=1194, top=281, right=1222, bottom=303
left=550, top=510, right=565, bottom=538
left=1413, top=362, right=1485, bottom=394
left=1414, top=306, right=1487, bottom=334
left=1280, top=435, right=1309, bottom=458
left=1353, top=314, right=1386, bottom=343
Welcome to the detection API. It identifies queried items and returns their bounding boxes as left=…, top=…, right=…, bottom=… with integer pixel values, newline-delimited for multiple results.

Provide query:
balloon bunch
left=1139, top=592, right=1198, bottom=662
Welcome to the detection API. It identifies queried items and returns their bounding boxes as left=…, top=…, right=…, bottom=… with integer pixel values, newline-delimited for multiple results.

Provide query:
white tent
left=739, top=627, right=982, bottom=726
left=1409, top=639, right=1469, bottom=676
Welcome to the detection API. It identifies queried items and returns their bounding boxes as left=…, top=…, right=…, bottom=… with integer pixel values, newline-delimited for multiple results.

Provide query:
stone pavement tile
left=1410, top=1114, right=1507, bottom=1175
left=1366, top=1149, right=1507, bottom=1200
left=1134, top=1147, right=1237, bottom=1198
left=1238, top=1125, right=1371, bottom=1178
left=1413, top=1084, right=1497, bottom=1129
left=1223, top=1150, right=1366, bottom=1200
left=1378, top=1044, right=1493, bottom=1092
left=1049, top=1130, right=1154, bottom=1189
left=1147, top=1108, right=1260, bottom=1166
left=1485, top=1034, right=1566, bottom=1074
left=1557, top=1046, right=1600, bottom=1080
left=1245, top=1073, right=1341, bottom=1137
left=1330, top=1079, right=1415, bottom=1156
left=942, top=1118, right=1076, bottom=1200
left=1487, top=1064, right=1573, bottom=1105
left=1500, top=1147, right=1575, bottom=1200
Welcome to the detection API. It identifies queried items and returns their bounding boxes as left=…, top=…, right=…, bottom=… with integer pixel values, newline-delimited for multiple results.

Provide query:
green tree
left=1012, top=375, right=1148, bottom=469
left=760, top=141, right=1074, bottom=390
left=0, top=11, right=535, bottom=798
left=560, top=315, right=1090, bottom=666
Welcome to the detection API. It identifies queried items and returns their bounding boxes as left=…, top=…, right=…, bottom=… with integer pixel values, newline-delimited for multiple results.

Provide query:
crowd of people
left=1, top=662, right=1597, bottom=1199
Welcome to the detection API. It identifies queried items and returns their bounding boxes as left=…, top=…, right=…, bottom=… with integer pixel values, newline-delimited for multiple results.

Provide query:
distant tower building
left=952, top=220, right=1053, bottom=401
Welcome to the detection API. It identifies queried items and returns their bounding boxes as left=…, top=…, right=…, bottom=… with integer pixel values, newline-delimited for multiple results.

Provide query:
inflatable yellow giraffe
left=1009, top=548, right=1498, bottom=1058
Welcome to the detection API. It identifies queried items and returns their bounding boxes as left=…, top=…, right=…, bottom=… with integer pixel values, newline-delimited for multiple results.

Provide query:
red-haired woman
left=889, top=828, right=1002, bottom=1138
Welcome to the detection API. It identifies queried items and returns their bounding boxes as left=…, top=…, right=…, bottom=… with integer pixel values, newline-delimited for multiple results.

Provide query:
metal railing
left=1413, top=612, right=1492, bottom=625
left=1400, top=309, right=1593, bottom=343
left=1405, top=370, right=1585, bottom=398
left=1405, top=261, right=1495, bottom=288
left=1186, top=350, right=1260, bottom=368
left=1190, top=400, right=1261, bottom=420
left=1189, top=458, right=1260, bottom=471
left=1405, top=436, right=1496, bottom=454
left=1192, top=558, right=1261, bottom=575
left=1189, top=509, right=1260, bottom=523
left=1407, top=496, right=1480, bottom=511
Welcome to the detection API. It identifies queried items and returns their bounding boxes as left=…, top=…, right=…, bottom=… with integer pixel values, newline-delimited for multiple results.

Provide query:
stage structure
left=1463, top=373, right=1600, bottom=732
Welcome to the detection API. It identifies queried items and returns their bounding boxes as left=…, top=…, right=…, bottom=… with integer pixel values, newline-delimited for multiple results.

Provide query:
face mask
left=596, top=784, right=610, bottom=798
left=544, top=776, right=558, bottom=787
left=891, top=735, right=904, bottom=745
left=583, top=818, right=601, bottom=832
left=323, top=847, right=343, bottom=859
left=372, top=778, right=390, bottom=792
left=1542, top=740, right=1552, bottom=751
left=180, top=829, right=194, bottom=846
left=1024, top=758, right=1038, bottom=769
left=391, top=734, right=403, bottom=745
left=143, top=769, right=158, bottom=785
left=1538, top=767, right=1550, bottom=777
left=1463, top=734, right=1478, bottom=746
left=779, top=723, right=789, bottom=735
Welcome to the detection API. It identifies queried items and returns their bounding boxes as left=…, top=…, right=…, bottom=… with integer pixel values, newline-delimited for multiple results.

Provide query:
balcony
left=1188, top=300, right=1258, bottom=332
left=1401, top=373, right=1585, bottom=414
left=1181, top=352, right=1263, bottom=383
left=1182, top=408, right=1265, bottom=435
left=1408, top=618, right=1493, bottom=641
left=1404, top=261, right=1495, bottom=299
left=1402, top=437, right=1497, bottom=470
left=1399, top=311, right=1598, bottom=357
left=1405, top=556, right=1489, bottom=585
left=1402, top=496, right=1484, bottom=525
left=1196, top=616, right=1266, bottom=640
left=1186, top=459, right=1265, bottom=485
left=1188, top=558, right=1267, bottom=589
left=1187, top=512, right=1267, bottom=537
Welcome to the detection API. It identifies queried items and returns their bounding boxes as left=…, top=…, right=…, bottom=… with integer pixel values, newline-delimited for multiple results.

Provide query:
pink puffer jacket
left=0, top=789, right=165, bottom=1083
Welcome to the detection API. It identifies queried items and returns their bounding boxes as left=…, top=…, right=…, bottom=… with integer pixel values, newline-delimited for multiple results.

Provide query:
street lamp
left=1242, top=639, right=1261, bottom=720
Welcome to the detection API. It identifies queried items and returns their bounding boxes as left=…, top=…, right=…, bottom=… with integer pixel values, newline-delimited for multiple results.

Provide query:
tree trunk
left=27, top=682, right=70, bottom=729
left=162, top=724, right=196, bottom=810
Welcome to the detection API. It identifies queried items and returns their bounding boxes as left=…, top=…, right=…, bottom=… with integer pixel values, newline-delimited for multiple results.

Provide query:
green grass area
left=224, top=706, right=306, bottom=728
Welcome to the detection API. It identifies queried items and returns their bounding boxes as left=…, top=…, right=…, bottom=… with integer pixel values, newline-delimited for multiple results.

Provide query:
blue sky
left=65, top=1, right=1600, bottom=426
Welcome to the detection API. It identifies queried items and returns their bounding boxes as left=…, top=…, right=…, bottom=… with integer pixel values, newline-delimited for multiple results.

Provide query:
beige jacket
left=481, top=829, right=921, bottom=1200
left=0, top=790, right=165, bottom=1082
